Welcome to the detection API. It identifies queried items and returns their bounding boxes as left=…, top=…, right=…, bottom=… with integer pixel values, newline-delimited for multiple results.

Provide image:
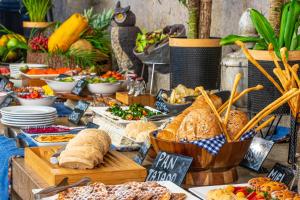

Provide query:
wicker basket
left=26, top=51, right=78, bottom=68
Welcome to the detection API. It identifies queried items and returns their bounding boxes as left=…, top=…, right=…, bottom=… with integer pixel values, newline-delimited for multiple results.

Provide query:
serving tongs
left=34, top=177, right=91, bottom=199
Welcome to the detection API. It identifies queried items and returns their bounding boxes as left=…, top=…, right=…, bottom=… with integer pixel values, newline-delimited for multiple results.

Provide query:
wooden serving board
left=116, top=92, right=155, bottom=107
left=25, top=146, right=147, bottom=186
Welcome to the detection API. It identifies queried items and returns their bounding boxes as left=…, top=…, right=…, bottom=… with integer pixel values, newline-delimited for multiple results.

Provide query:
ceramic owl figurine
left=111, top=1, right=143, bottom=75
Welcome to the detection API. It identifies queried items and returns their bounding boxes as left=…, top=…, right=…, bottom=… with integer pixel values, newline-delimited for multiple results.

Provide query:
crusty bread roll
left=125, top=121, right=157, bottom=143
left=177, top=108, right=222, bottom=141
left=160, top=94, right=222, bottom=141
left=59, top=129, right=111, bottom=169
left=225, top=110, right=248, bottom=139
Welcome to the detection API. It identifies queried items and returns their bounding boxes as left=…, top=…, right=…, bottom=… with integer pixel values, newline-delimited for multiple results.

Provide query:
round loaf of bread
left=272, top=190, right=296, bottom=200
left=125, top=121, right=157, bottom=142
left=248, top=177, right=272, bottom=190
left=177, top=108, right=222, bottom=141
left=225, top=110, right=249, bottom=139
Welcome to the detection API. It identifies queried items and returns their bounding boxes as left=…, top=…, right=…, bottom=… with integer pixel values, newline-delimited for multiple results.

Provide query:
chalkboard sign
left=0, top=95, right=13, bottom=108
left=71, top=78, right=87, bottom=96
left=240, top=137, right=274, bottom=172
left=267, top=163, right=295, bottom=185
left=68, top=100, right=90, bottom=124
left=133, top=140, right=151, bottom=165
left=146, top=151, right=193, bottom=185
left=86, top=122, right=99, bottom=129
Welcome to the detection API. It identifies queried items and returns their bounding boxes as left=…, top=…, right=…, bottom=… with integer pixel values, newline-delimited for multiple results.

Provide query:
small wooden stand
left=116, top=92, right=156, bottom=107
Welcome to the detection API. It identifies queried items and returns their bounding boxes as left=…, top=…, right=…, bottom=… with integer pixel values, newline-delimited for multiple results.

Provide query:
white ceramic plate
left=90, top=106, right=162, bottom=126
left=20, top=72, right=59, bottom=80
left=1, top=117, right=56, bottom=123
left=1, top=106, right=57, bottom=115
left=32, top=181, right=199, bottom=200
left=188, top=183, right=248, bottom=199
left=44, top=79, right=79, bottom=93
left=1, top=120, right=54, bottom=128
left=2, top=113, right=57, bottom=119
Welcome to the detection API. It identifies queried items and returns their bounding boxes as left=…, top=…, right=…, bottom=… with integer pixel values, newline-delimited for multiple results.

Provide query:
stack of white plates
left=1, top=106, right=57, bottom=127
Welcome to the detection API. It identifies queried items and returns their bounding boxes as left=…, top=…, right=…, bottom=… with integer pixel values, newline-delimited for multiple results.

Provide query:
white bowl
left=87, top=82, right=121, bottom=96
left=0, top=92, right=8, bottom=104
left=9, top=63, right=48, bottom=79
left=44, top=79, right=78, bottom=93
left=16, top=96, right=56, bottom=106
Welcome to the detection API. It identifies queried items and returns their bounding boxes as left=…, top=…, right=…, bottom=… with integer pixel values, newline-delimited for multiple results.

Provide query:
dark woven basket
left=288, top=114, right=299, bottom=164
left=248, top=50, right=300, bottom=114
left=169, top=38, right=221, bottom=90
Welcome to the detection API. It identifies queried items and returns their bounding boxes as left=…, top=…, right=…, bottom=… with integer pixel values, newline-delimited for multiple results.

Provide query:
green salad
left=87, top=77, right=118, bottom=84
left=107, top=103, right=160, bottom=120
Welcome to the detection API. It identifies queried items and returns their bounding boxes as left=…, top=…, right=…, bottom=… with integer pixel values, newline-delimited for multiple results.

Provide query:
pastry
left=225, top=110, right=249, bottom=139
left=248, top=177, right=272, bottom=190
left=34, top=134, right=75, bottom=143
left=176, top=108, right=222, bottom=141
left=206, top=189, right=236, bottom=200
left=259, top=181, right=287, bottom=192
left=57, top=181, right=186, bottom=200
left=271, top=190, right=296, bottom=200
left=125, top=121, right=157, bottom=142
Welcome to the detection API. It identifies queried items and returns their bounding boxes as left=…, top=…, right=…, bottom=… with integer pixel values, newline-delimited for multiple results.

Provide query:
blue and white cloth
left=0, top=135, right=24, bottom=200
left=181, top=130, right=255, bottom=155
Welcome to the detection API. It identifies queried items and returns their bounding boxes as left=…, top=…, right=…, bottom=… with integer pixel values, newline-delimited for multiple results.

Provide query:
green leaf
left=253, top=40, right=268, bottom=50
left=220, top=35, right=261, bottom=46
left=279, top=2, right=290, bottom=48
left=284, top=0, right=300, bottom=49
left=250, top=9, right=280, bottom=57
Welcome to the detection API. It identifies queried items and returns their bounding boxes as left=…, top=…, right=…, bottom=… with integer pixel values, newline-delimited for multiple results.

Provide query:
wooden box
left=25, top=146, right=147, bottom=186
left=116, top=92, right=156, bottom=107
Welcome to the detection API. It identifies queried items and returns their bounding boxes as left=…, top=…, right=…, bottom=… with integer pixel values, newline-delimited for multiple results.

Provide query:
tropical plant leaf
left=250, top=8, right=280, bottom=57
left=220, top=35, right=262, bottom=46
left=84, top=8, right=113, bottom=31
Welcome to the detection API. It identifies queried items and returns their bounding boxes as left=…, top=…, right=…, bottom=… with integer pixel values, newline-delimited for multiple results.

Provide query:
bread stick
left=255, top=116, right=276, bottom=132
left=218, top=85, right=264, bottom=114
left=280, top=47, right=291, bottom=80
left=224, top=73, right=242, bottom=126
left=268, top=43, right=282, bottom=70
left=236, top=41, right=284, bottom=94
left=234, top=88, right=300, bottom=140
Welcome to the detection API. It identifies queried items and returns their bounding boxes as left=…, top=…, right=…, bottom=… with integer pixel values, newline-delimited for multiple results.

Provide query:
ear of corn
left=48, top=13, right=88, bottom=53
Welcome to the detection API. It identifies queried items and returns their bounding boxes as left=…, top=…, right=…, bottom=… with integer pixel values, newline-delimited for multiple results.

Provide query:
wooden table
left=6, top=117, right=288, bottom=200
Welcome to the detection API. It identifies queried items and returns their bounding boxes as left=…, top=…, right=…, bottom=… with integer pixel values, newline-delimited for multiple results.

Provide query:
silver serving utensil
left=34, top=177, right=91, bottom=200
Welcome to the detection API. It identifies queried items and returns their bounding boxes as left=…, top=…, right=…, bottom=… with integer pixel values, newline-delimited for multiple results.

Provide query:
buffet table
left=2, top=116, right=291, bottom=200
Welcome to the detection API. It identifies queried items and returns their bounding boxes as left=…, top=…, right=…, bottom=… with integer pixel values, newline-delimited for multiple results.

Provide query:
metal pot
left=221, top=50, right=248, bottom=108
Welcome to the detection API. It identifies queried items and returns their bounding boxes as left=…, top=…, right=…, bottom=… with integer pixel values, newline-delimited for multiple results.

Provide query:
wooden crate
left=25, top=146, right=147, bottom=186
left=116, top=92, right=156, bottom=107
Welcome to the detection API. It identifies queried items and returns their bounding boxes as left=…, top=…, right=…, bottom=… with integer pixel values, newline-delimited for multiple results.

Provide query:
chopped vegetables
left=24, top=67, right=71, bottom=75
left=107, top=103, right=160, bottom=120
left=101, top=71, right=124, bottom=80
left=87, top=76, right=118, bottom=84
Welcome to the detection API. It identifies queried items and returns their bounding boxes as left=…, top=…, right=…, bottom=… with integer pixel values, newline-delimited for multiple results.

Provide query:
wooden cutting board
left=25, top=146, right=147, bottom=186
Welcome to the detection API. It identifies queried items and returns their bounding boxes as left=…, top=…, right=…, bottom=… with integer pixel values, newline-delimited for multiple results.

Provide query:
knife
left=34, top=177, right=91, bottom=199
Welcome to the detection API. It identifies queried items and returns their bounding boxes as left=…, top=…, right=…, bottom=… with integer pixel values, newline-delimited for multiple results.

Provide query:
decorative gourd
left=48, top=13, right=88, bottom=53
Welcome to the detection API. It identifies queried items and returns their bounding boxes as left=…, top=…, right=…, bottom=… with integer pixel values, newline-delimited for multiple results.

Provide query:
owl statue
left=111, top=1, right=143, bottom=76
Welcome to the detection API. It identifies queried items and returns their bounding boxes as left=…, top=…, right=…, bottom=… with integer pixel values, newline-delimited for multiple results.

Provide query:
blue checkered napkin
left=181, top=130, right=255, bottom=155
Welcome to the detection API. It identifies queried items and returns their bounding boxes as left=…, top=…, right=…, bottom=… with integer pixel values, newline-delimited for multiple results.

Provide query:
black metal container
left=169, top=38, right=222, bottom=90
left=248, top=50, right=300, bottom=114
left=288, top=114, right=300, bottom=164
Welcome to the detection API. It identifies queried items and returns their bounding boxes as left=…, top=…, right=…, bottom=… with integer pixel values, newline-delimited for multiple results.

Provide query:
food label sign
left=267, top=163, right=294, bottom=185
left=133, top=139, right=151, bottom=165
left=68, top=100, right=90, bottom=124
left=71, top=78, right=87, bottom=96
left=146, top=151, right=193, bottom=185
left=240, top=137, right=274, bottom=172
